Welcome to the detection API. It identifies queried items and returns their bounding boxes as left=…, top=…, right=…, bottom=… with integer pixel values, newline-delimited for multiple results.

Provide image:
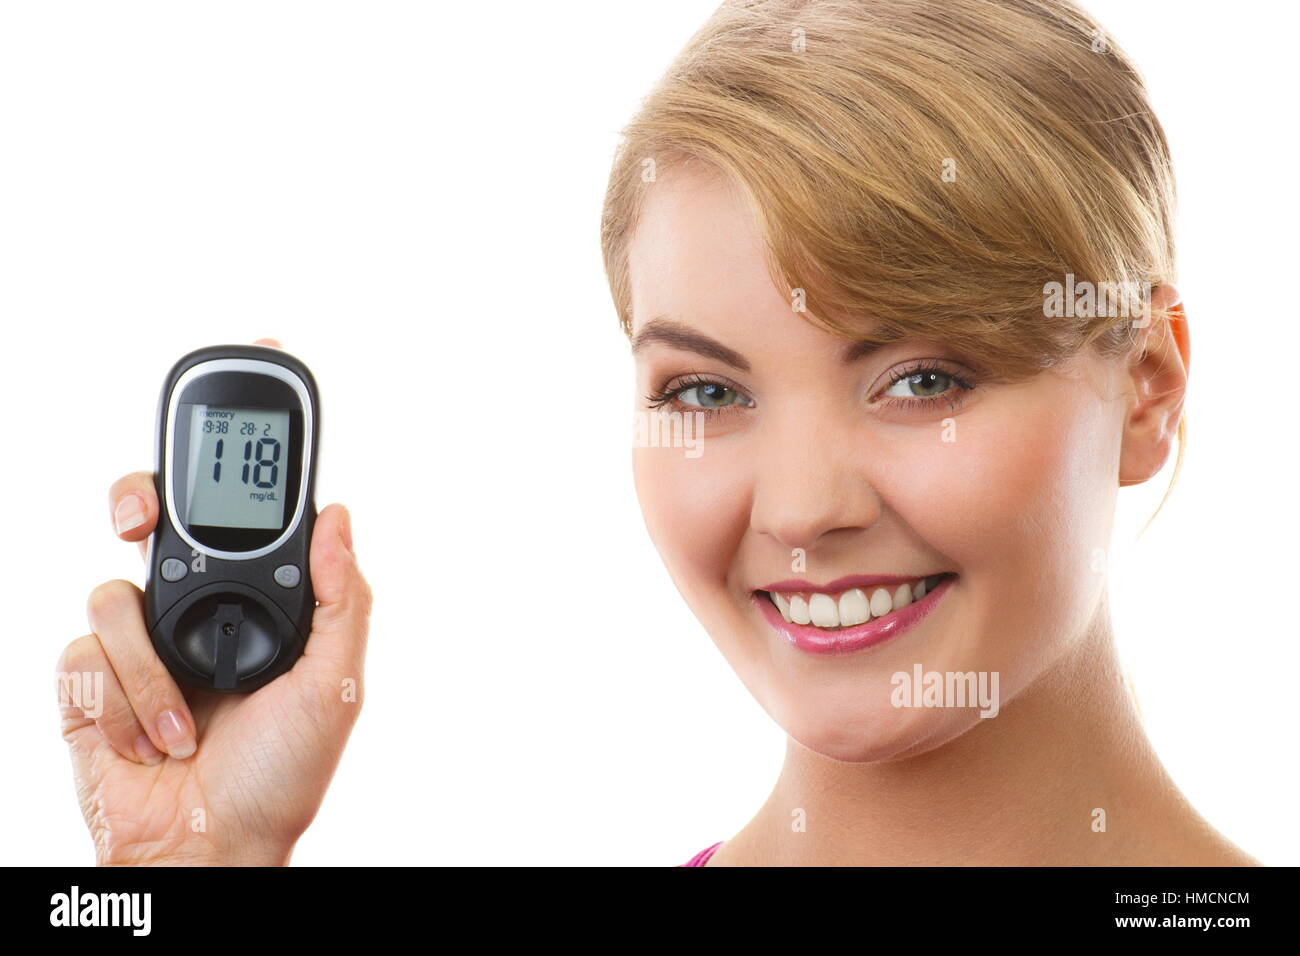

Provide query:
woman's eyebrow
left=842, top=339, right=887, bottom=364
left=630, top=317, right=750, bottom=372
left=631, top=317, right=889, bottom=369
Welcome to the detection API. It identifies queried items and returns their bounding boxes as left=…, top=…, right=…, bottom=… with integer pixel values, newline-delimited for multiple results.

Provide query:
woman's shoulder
left=679, top=841, right=723, bottom=867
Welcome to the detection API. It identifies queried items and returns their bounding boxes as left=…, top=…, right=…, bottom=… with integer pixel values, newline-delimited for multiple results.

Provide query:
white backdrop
left=0, top=0, right=1294, bottom=866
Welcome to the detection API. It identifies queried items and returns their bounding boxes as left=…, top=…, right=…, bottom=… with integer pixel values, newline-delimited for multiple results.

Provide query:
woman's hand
left=56, top=340, right=373, bottom=866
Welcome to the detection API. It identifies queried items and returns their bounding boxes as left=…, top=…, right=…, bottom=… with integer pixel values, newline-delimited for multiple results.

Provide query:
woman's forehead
left=626, top=174, right=789, bottom=338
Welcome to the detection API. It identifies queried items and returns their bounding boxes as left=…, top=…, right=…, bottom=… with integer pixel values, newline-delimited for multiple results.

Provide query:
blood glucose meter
left=144, top=345, right=320, bottom=692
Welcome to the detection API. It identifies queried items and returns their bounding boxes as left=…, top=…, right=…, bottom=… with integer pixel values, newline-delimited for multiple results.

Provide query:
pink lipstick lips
left=754, top=572, right=956, bottom=655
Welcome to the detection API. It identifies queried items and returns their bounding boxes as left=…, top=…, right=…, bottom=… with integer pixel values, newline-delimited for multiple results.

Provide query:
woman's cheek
left=880, top=384, right=1113, bottom=577
left=896, top=386, right=1114, bottom=674
left=632, top=442, right=749, bottom=604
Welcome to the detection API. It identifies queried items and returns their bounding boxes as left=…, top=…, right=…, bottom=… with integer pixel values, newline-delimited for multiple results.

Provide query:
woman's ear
left=1118, top=284, right=1189, bottom=487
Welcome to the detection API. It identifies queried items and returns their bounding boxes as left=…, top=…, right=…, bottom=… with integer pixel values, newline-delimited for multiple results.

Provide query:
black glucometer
left=144, top=345, right=319, bottom=692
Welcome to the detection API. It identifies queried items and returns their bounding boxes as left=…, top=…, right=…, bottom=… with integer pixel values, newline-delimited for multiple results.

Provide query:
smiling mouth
left=758, top=573, right=955, bottom=630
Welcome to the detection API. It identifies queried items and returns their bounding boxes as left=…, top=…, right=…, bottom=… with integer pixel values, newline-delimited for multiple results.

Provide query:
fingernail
left=114, top=495, right=146, bottom=534
left=157, top=710, right=195, bottom=759
left=134, top=733, right=164, bottom=766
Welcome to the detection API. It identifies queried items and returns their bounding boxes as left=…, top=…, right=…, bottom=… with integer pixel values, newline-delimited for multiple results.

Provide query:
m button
left=273, top=564, right=301, bottom=588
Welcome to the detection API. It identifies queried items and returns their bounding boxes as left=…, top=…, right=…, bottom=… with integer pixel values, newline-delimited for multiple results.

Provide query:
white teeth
left=809, top=592, right=839, bottom=627
left=838, top=588, right=871, bottom=626
left=892, top=582, right=913, bottom=612
left=766, top=574, right=947, bottom=631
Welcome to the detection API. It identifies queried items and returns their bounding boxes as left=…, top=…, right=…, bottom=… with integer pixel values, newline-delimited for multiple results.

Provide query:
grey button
left=160, top=558, right=188, bottom=582
left=274, top=564, right=301, bottom=588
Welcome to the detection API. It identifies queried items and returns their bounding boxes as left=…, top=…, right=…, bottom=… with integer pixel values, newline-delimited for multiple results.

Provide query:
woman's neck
left=714, top=612, right=1238, bottom=866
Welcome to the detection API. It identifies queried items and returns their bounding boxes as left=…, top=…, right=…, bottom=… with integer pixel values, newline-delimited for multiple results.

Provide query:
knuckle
left=96, top=691, right=140, bottom=735
left=349, top=563, right=373, bottom=607
left=54, top=637, right=109, bottom=716
left=56, top=634, right=100, bottom=675
left=86, top=579, right=135, bottom=623
left=129, top=662, right=173, bottom=708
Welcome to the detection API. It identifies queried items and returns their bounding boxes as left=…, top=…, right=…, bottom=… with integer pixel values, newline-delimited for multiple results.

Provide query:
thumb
left=296, top=504, right=372, bottom=686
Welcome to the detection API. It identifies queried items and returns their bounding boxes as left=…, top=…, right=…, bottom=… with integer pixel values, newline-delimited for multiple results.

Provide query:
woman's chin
left=777, top=699, right=986, bottom=764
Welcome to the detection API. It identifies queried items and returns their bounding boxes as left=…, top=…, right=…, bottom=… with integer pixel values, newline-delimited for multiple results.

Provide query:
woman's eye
left=676, top=383, right=747, bottom=408
left=644, top=375, right=754, bottom=414
left=882, top=369, right=956, bottom=399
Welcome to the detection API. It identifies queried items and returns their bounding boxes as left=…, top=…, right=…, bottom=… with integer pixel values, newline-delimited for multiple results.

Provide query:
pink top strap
left=679, top=841, right=723, bottom=867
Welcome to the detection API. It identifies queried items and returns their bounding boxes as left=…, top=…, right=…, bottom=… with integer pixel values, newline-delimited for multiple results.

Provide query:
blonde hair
left=600, top=0, right=1186, bottom=516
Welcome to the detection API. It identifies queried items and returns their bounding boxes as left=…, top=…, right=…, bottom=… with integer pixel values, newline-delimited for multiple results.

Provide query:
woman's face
left=628, top=167, right=1135, bottom=762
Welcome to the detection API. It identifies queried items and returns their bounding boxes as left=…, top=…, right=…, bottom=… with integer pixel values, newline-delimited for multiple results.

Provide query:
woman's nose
left=748, top=425, right=883, bottom=554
